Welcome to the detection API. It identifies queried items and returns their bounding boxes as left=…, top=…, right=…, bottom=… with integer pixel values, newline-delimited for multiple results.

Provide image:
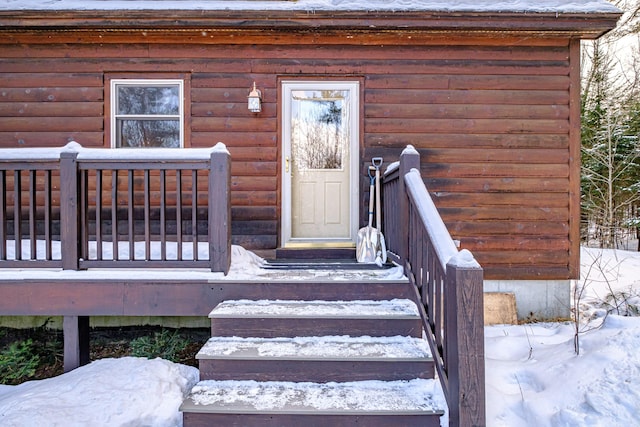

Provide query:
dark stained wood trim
left=60, top=151, right=79, bottom=270
left=0, top=279, right=413, bottom=316
left=211, top=317, right=423, bottom=339
left=198, top=358, right=435, bottom=382
left=0, top=10, right=621, bottom=40
left=568, top=38, right=581, bottom=279
left=183, top=413, right=442, bottom=427
left=0, top=32, right=579, bottom=48
left=209, top=148, right=232, bottom=274
left=444, top=263, right=485, bottom=427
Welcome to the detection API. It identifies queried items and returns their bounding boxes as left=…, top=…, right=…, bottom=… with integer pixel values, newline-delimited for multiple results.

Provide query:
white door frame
left=281, top=80, right=360, bottom=247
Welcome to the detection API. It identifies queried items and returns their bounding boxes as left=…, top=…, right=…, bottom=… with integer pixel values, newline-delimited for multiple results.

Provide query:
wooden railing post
left=60, top=149, right=80, bottom=270
left=209, top=143, right=231, bottom=274
left=398, top=145, right=421, bottom=271
left=445, top=249, right=486, bottom=427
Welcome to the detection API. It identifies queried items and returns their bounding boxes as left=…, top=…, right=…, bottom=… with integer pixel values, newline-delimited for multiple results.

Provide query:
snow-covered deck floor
left=0, top=245, right=406, bottom=282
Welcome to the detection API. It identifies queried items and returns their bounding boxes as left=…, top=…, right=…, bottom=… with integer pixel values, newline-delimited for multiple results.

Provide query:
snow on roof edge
left=0, top=0, right=622, bottom=14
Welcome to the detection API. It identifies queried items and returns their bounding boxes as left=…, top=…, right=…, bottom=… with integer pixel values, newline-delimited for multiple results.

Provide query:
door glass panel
left=291, top=90, right=349, bottom=170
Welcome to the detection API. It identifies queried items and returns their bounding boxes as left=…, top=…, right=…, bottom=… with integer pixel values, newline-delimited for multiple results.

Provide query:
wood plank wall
left=0, top=35, right=576, bottom=279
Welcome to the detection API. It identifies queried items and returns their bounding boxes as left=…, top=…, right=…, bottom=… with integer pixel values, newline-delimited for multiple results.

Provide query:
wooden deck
left=0, top=145, right=486, bottom=426
left=0, top=263, right=413, bottom=318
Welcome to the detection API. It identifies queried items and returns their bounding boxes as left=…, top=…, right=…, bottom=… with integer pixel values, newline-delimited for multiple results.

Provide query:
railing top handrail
left=404, top=168, right=459, bottom=271
left=0, top=148, right=66, bottom=162
left=383, top=160, right=400, bottom=177
left=0, top=141, right=230, bottom=163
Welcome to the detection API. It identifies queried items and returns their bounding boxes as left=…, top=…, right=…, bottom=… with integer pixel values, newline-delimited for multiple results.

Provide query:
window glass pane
left=116, top=85, right=179, bottom=115
left=291, top=90, right=349, bottom=170
left=117, top=119, right=180, bottom=148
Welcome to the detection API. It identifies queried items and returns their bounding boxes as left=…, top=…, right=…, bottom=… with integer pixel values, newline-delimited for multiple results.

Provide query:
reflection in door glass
left=291, top=90, right=349, bottom=170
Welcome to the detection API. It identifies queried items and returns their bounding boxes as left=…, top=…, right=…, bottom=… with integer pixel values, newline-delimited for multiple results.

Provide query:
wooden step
left=209, top=299, right=423, bottom=338
left=180, top=379, right=445, bottom=427
left=197, top=335, right=434, bottom=382
left=207, top=279, right=414, bottom=304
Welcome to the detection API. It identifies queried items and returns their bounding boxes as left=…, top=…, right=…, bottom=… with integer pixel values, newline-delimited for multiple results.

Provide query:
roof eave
left=0, top=10, right=622, bottom=40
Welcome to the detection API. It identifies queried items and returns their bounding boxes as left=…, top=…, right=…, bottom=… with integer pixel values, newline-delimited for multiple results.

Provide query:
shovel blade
left=356, top=226, right=383, bottom=263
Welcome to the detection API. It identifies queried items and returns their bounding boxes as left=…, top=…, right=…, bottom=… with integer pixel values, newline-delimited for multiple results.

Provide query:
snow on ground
left=0, top=358, right=198, bottom=427
left=0, top=246, right=639, bottom=426
left=486, top=246, right=640, bottom=427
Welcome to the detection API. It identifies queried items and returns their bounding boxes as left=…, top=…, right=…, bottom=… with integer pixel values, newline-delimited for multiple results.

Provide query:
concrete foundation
left=484, top=280, right=572, bottom=321
left=0, top=316, right=210, bottom=330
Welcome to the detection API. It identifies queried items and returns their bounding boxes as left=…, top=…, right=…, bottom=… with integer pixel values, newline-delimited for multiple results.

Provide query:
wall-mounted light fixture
left=248, top=82, right=262, bottom=113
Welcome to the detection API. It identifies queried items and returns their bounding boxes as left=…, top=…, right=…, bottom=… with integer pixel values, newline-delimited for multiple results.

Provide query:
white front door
left=281, top=81, right=359, bottom=247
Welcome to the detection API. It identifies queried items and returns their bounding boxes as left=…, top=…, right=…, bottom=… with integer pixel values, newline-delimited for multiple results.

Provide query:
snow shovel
left=372, top=157, right=387, bottom=266
left=356, top=166, right=380, bottom=263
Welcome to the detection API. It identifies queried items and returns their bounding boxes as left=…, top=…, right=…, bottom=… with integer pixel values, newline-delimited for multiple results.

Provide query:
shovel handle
left=368, top=167, right=375, bottom=227
left=372, top=157, right=383, bottom=169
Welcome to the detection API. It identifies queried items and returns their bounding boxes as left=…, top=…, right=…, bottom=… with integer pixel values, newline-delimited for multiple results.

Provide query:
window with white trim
left=110, top=79, right=184, bottom=148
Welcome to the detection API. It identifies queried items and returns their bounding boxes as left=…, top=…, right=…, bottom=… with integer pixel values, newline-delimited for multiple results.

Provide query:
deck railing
left=0, top=142, right=231, bottom=274
left=382, top=145, right=486, bottom=427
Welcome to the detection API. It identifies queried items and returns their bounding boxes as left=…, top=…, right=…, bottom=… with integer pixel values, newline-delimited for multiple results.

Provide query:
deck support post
left=209, top=143, right=232, bottom=274
left=63, top=315, right=90, bottom=372
left=398, top=146, right=421, bottom=273
left=60, top=150, right=79, bottom=270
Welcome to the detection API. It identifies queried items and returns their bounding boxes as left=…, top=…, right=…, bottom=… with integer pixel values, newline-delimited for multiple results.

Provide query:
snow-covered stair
left=181, top=299, right=445, bottom=427
left=208, top=299, right=423, bottom=338
left=181, top=379, right=445, bottom=427
left=196, top=335, right=434, bottom=382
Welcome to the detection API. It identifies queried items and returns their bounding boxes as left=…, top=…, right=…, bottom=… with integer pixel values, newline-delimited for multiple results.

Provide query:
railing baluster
left=28, top=170, right=36, bottom=260
left=111, top=170, right=118, bottom=261
left=192, top=170, right=198, bottom=261
left=13, top=170, right=21, bottom=260
left=96, top=170, right=102, bottom=260
left=79, top=169, right=88, bottom=262
left=128, top=170, right=134, bottom=260
left=436, top=268, right=444, bottom=360
left=45, top=170, right=51, bottom=261
left=176, top=169, right=182, bottom=261
left=0, top=170, right=5, bottom=260
left=144, top=169, right=150, bottom=260
left=160, top=169, right=166, bottom=261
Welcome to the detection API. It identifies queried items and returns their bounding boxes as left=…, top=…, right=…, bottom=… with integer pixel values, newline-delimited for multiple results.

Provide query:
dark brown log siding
left=0, top=36, right=576, bottom=279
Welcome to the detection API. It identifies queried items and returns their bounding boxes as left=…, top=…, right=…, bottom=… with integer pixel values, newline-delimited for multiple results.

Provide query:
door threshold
left=275, top=247, right=356, bottom=260
left=263, top=259, right=390, bottom=271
